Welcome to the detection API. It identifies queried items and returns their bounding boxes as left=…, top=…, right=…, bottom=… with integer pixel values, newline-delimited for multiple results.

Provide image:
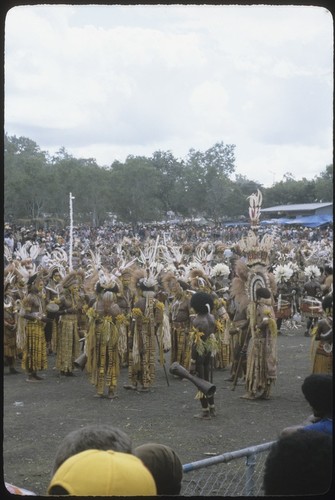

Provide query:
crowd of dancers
left=4, top=214, right=332, bottom=416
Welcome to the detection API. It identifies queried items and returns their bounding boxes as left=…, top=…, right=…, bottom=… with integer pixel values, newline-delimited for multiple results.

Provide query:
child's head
left=301, top=374, right=332, bottom=417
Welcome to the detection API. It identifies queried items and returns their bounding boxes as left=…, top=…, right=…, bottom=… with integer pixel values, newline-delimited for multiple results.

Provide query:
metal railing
left=181, top=441, right=276, bottom=496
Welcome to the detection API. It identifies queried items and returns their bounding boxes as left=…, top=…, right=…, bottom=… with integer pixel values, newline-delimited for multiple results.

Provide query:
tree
left=183, top=142, right=237, bottom=219
left=109, top=156, right=164, bottom=227
left=4, top=133, right=332, bottom=225
left=186, top=142, right=236, bottom=179
left=263, top=178, right=317, bottom=206
left=314, top=164, right=333, bottom=202
left=4, top=135, right=50, bottom=219
left=149, top=150, right=186, bottom=216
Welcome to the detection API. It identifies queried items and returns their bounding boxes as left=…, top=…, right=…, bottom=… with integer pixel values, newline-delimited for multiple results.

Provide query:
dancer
left=190, top=291, right=218, bottom=419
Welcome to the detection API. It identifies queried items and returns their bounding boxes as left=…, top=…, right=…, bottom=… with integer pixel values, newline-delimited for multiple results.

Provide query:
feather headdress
left=4, top=244, right=13, bottom=263
left=162, top=272, right=181, bottom=295
left=14, top=241, right=42, bottom=262
left=136, top=236, right=163, bottom=289
left=247, top=189, right=262, bottom=228
left=304, top=265, right=321, bottom=279
left=187, top=267, right=212, bottom=291
left=238, top=230, right=273, bottom=267
left=159, top=243, right=184, bottom=269
left=96, top=271, right=120, bottom=294
left=15, top=262, right=38, bottom=284
left=287, top=261, right=300, bottom=274
left=273, top=264, right=294, bottom=284
left=61, top=270, right=84, bottom=289
left=111, top=243, right=138, bottom=279
left=194, top=243, right=214, bottom=270
left=85, top=249, right=102, bottom=279
left=210, top=263, right=230, bottom=278
left=4, top=269, right=16, bottom=291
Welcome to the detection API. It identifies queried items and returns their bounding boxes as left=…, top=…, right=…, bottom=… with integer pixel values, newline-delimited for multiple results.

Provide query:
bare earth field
left=3, top=325, right=313, bottom=496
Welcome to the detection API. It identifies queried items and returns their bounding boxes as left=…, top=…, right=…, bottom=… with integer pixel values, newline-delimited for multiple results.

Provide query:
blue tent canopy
left=260, top=214, right=333, bottom=227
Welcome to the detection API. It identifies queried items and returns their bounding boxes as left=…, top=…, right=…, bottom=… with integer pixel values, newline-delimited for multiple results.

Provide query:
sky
left=4, top=3, right=333, bottom=188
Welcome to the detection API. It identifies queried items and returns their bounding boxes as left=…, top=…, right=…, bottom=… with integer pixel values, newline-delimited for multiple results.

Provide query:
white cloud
left=4, top=4, right=333, bottom=188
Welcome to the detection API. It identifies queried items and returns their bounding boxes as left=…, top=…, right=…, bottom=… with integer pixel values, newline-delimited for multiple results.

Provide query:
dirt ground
left=3, top=324, right=314, bottom=496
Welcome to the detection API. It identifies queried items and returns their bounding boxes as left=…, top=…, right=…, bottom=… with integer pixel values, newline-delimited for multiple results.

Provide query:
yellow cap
left=48, top=449, right=157, bottom=496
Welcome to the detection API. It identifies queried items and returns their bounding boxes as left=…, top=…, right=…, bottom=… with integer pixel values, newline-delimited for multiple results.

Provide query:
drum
left=46, top=303, right=60, bottom=313
left=300, top=297, right=322, bottom=318
left=274, top=300, right=291, bottom=319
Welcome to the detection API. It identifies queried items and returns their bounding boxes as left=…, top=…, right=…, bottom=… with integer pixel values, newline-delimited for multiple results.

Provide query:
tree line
left=4, top=133, right=333, bottom=228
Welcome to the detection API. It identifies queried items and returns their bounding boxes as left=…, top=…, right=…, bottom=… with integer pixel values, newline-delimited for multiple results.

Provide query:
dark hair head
left=263, top=431, right=333, bottom=495
left=138, top=281, right=155, bottom=292
left=178, top=279, right=189, bottom=291
left=301, top=374, right=333, bottom=416
left=95, top=282, right=119, bottom=294
left=51, top=268, right=61, bottom=278
left=51, top=424, right=132, bottom=477
left=255, top=287, right=271, bottom=300
left=324, top=265, right=333, bottom=275
left=190, top=291, right=214, bottom=314
left=27, top=273, right=38, bottom=286
left=48, top=485, right=69, bottom=495
left=322, top=294, right=333, bottom=313
left=134, top=443, right=183, bottom=495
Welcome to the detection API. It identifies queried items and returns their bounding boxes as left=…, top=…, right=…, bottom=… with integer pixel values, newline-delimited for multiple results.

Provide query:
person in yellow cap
left=47, top=449, right=157, bottom=496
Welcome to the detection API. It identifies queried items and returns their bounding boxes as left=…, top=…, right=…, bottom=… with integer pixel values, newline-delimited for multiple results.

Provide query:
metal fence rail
left=181, top=441, right=276, bottom=496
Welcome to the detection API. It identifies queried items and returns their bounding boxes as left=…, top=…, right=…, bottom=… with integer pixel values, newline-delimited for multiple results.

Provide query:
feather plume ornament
left=287, top=261, right=300, bottom=274
left=192, top=243, right=214, bottom=275
left=61, top=270, right=84, bottom=289
left=246, top=267, right=271, bottom=302
left=46, top=263, right=66, bottom=280
left=4, top=270, right=16, bottom=299
left=4, top=244, right=13, bottom=263
left=230, top=273, right=250, bottom=312
left=99, top=268, right=122, bottom=294
left=234, top=259, right=250, bottom=282
left=161, top=271, right=181, bottom=295
left=159, top=243, right=184, bottom=269
left=187, top=267, right=212, bottom=291
left=15, top=262, right=38, bottom=284
left=273, top=264, right=294, bottom=284
left=85, top=249, right=102, bottom=279
left=136, top=236, right=162, bottom=290
left=238, top=230, right=273, bottom=267
left=304, top=265, right=321, bottom=280
left=210, top=263, right=230, bottom=278
left=50, top=247, right=68, bottom=268
left=111, top=243, right=137, bottom=278
left=195, top=243, right=215, bottom=264
left=247, top=189, right=263, bottom=227
left=14, top=241, right=42, bottom=263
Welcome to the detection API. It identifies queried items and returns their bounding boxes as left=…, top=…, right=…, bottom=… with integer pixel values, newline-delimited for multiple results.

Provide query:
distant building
left=260, top=202, right=333, bottom=228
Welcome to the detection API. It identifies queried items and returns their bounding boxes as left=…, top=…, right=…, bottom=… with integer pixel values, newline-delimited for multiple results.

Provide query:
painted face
left=53, top=273, right=61, bottom=282
left=70, top=284, right=79, bottom=293
left=36, top=279, right=44, bottom=291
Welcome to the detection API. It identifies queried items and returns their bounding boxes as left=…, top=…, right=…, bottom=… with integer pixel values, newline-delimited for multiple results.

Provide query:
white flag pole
left=69, top=192, right=75, bottom=270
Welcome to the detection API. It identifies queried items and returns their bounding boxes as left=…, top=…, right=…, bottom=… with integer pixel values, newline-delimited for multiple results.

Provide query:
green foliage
left=314, top=164, right=333, bottom=202
left=4, top=133, right=332, bottom=225
left=263, top=167, right=333, bottom=206
left=109, top=156, right=164, bottom=225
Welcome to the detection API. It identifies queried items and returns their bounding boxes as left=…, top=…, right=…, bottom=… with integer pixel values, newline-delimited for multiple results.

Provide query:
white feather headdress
left=304, top=265, right=321, bottom=279
left=273, top=264, right=294, bottom=283
left=210, top=263, right=230, bottom=278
